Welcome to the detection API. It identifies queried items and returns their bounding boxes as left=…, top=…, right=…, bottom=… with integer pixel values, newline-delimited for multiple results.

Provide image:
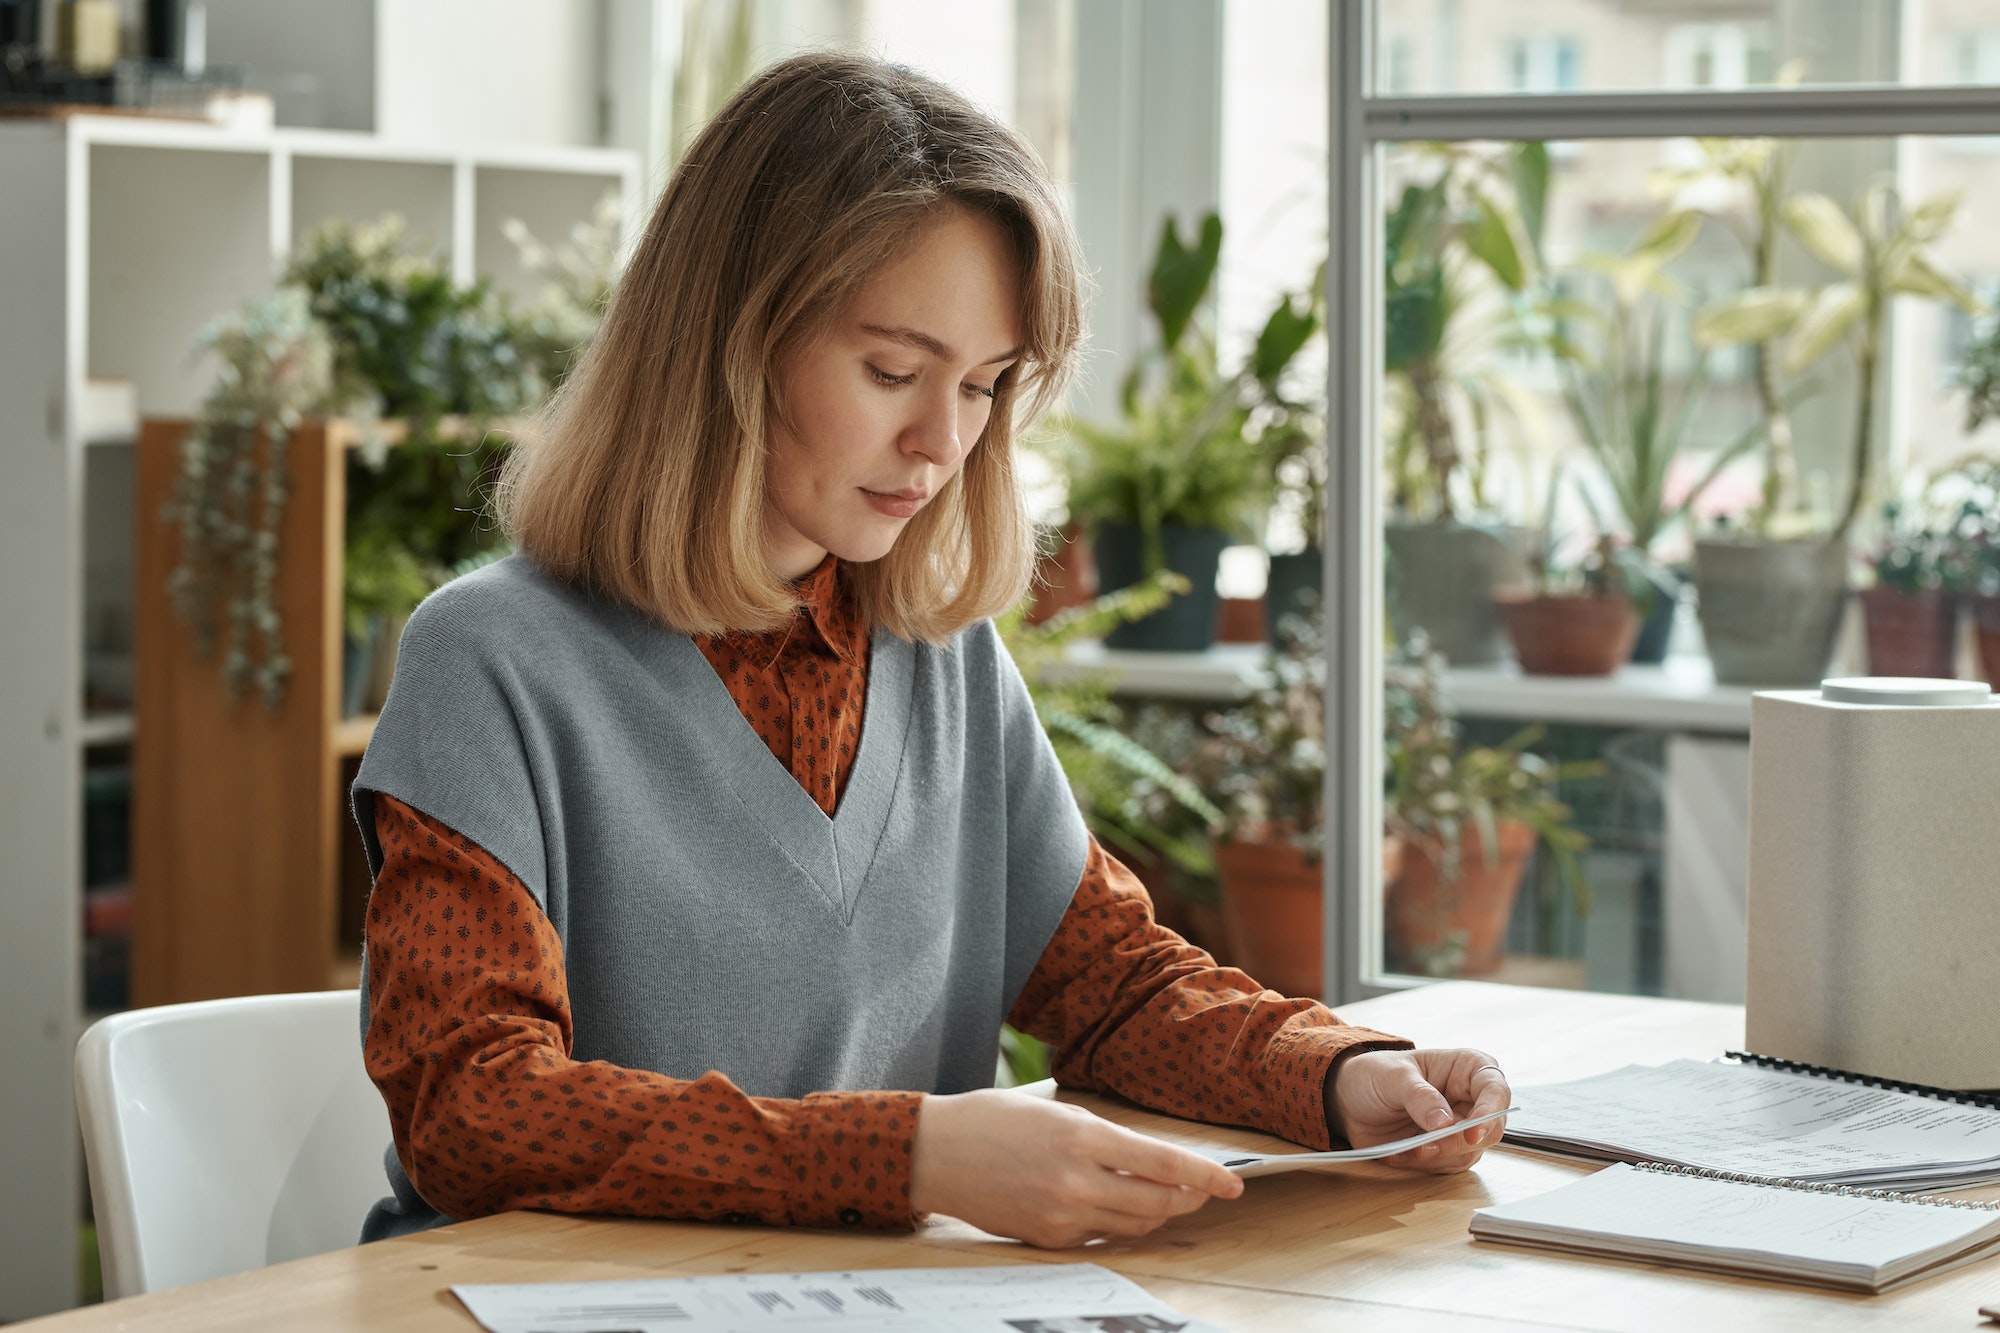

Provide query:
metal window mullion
left=1325, top=0, right=1390, bottom=1005
left=1360, top=84, right=2000, bottom=142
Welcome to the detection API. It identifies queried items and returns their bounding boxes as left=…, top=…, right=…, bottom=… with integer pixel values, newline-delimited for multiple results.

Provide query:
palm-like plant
left=1695, top=180, right=1983, bottom=539
left=1384, top=142, right=1550, bottom=522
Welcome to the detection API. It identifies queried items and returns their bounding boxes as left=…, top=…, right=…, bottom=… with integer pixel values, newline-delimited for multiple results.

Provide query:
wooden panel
left=133, top=419, right=344, bottom=1004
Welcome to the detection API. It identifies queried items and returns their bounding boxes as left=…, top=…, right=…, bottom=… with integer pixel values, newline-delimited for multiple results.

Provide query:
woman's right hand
left=909, top=1088, right=1243, bottom=1249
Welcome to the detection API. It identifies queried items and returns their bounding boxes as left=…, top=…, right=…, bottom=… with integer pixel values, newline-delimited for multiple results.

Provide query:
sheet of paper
left=1183, top=1106, right=1515, bottom=1178
left=1509, top=1060, right=2000, bottom=1182
left=452, top=1262, right=1225, bottom=1333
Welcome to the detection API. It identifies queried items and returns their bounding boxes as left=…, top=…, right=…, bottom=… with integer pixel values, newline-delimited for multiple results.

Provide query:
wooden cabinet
left=133, top=418, right=378, bottom=1005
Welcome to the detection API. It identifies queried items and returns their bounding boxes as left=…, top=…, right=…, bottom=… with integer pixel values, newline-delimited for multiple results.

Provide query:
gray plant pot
left=1094, top=522, right=1230, bottom=652
left=1693, top=537, right=1849, bottom=686
left=1384, top=521, right=1531, bottom=666
left=1265, top=549, right=1323, bottom=647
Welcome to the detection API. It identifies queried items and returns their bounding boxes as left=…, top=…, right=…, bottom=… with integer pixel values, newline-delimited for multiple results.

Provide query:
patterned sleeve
left=1007, top=837, right=1414, bottom=1152
left=364, top=794, right=923, bottom=1229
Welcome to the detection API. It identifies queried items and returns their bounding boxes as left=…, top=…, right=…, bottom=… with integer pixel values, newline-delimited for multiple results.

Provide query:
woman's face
left=764, top=208, right=1023, bottom=580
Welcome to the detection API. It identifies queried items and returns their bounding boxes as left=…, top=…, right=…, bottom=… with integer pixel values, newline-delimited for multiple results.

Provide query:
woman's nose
left=903, top=388, right=965, bottom=469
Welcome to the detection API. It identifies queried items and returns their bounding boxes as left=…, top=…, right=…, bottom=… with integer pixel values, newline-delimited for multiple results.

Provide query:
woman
left=354, top=50, right=1509, bottom=1250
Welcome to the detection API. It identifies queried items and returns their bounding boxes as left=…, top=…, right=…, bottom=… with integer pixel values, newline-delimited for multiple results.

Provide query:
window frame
left=1321, top=2, right=2000, bottom=1003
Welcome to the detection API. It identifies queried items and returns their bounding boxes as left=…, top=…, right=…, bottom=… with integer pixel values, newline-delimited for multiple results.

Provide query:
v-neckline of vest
left=667, top=624, right=914, bottom=922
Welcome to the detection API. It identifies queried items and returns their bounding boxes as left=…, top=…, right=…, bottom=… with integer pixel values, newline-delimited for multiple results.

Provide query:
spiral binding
left=1633, top=1161, right=2000, bottom=1212
left=1722, top=1051, right=2000, bottom=1111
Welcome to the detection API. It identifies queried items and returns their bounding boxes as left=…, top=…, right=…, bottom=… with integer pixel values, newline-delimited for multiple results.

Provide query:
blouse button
left=838, top=1208, right=864, bottom=1227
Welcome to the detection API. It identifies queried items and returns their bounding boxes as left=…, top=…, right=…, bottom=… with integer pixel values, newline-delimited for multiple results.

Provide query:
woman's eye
left=962, top=382, right=997, bottom=401
left=869, top=366, right=917, bottom=387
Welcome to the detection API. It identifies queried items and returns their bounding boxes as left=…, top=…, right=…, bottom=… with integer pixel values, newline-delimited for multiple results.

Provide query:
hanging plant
left=163, top=288, right=337, bottom=709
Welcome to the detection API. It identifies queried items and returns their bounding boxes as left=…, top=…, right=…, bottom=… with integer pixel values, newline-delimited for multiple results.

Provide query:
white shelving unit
left=0, top=112, right=636, bottom=1320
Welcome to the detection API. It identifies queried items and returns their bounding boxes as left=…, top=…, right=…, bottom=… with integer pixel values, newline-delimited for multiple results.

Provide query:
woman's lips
left=861, top=488, right=927, bottom=518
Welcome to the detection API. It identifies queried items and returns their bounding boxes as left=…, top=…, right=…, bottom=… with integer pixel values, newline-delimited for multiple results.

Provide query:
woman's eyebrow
left=859, top=321, right=1021, bottom=365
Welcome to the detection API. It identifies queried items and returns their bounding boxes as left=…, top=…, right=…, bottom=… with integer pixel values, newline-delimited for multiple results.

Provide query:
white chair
left=75, top=989, right=393, bottom=1298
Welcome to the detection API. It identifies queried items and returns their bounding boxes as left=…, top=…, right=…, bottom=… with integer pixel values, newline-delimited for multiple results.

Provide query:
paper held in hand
left=1180, top=1106, right=1516, bottom=1178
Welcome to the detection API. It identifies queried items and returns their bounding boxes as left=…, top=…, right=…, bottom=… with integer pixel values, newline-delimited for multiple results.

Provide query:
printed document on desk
left=1508, top=1058, right=2000, bottom=1189
left=453, top=1262, right=1224, bottom=1333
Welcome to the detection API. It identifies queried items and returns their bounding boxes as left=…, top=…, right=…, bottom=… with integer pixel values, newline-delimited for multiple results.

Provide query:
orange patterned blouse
left=362, top=555, right=1410, bottom=1231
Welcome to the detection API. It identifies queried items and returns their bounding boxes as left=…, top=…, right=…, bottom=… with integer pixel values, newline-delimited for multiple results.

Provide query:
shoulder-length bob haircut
left=496, top=50, right=1087, bottom=644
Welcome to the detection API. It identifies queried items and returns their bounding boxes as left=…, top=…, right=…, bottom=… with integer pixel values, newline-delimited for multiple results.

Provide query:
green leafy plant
left=1558, top=217, right=1753, bottom=560
left=1695, top=179, right=1983, bottom=540
left=1383, top=637, right=1593, bottom=912
left=1384, top=142, right=1550, bottom=522
left=1000, top=571, right=1225, bottom=878
left=1057, top=213, right=1322, bottom=572
left=1961, top=316, right=2000, bottom=437
left=1872, top=465, right=2000, bottom=596
left=1193, top=600, right=1329, bottom=859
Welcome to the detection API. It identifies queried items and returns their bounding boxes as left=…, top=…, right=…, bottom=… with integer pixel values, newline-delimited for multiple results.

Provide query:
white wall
left=375, top=0, right=603, bottom=147
left=204, top=0, right=377, bottom=130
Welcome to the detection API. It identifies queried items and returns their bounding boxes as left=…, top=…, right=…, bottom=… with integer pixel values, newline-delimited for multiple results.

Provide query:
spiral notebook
left=1470, top=1162, right=2000, bottom=1293
left=1505, top=1052, right=2000, bottom=1190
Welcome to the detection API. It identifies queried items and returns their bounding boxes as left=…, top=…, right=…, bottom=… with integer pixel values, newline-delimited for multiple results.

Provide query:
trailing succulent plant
left=164, top=288, right=337, bottom=708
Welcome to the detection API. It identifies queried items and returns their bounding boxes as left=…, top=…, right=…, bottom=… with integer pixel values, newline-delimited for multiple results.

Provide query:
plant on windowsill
left=1856, top=479, right=1978, bottom=680
left=1382, top=636, right=1592, bottom=979
left=1688, top=169, right=1983, bottom=684
left=1055, top=211, right=1321, bottom=653
left=1494, top=531, right=1649, bottom=679
left=1382, top=141, right=1552, bottom=667
left=1554, top=216, right=1753, bottom=664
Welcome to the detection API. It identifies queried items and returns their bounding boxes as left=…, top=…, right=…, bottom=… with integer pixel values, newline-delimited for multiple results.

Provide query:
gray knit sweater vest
left=350, top=554, right=1089, bottom=1238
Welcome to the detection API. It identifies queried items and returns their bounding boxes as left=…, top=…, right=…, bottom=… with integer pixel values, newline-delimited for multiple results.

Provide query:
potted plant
left=1192, top=606, right=1333, bottom=997
left=1689, top=161, right=1982, bottom=684
left=1382, top=142, right=1549, bottom=666
left=1495, top=534, right=1646, bottom=678
left=1857, top=480, right=1978, bottom=680
left=1556, top=217, right=1750, bottom=662
left=1059, top=213, right=1319, bottom=652
left=1956, top=331, right=2000, bottom=685
left=1382, top=637, right=1592, bottom=977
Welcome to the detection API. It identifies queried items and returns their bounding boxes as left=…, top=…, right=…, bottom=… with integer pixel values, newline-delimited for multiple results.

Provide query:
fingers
left=1093, top=1125, right=1243, bottom=1200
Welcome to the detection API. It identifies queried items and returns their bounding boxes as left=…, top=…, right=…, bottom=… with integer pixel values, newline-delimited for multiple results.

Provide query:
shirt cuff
left=1261, top=1022, right=1415, bottom=1151
left=783, top=1090, right=926, bottom=1230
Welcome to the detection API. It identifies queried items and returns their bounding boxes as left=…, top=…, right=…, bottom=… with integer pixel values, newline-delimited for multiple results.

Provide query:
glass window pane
left=1374, top=0, right=2000, bottom=94
left=1374, top=132, right=2000, bottom=994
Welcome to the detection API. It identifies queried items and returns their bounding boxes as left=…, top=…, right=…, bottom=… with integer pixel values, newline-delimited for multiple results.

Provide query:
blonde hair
left=496, top=51, right=1087, bottom=643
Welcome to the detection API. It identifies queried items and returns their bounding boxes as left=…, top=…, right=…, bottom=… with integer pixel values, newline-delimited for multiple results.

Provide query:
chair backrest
left=75, top=989, right=392, bottom=1298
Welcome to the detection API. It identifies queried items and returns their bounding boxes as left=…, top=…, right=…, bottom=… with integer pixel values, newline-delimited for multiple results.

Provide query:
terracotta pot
left=1976, top=594, right=2000, bottom=687
left=1215, top=596, right=1267, bottom=644
left=1214, top=833, right=1323, bottom=997
left=1025, top=524, right=1096, bottom=625
left=1386, top=819, right=1537, bottom=977
left=1493, top=591, right=1638, bottom=676
left=1859, top=586, right=1959, bottom=679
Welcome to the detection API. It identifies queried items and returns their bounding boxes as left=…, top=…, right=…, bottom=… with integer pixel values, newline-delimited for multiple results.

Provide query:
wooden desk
left=26, top=982, right=2000, bottom=1331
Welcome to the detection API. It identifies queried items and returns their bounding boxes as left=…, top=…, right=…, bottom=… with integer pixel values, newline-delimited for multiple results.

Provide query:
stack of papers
left=454, top=1263, right=1224, bottom=1333
left=1507, top=1059, right=2000, bottom=1189
left=1182, top=1106, right=1514, bottom=1178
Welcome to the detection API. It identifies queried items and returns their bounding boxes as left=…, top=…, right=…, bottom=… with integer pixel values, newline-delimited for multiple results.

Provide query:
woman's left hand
left=1324, top=1047, right=1510, bottom=1173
